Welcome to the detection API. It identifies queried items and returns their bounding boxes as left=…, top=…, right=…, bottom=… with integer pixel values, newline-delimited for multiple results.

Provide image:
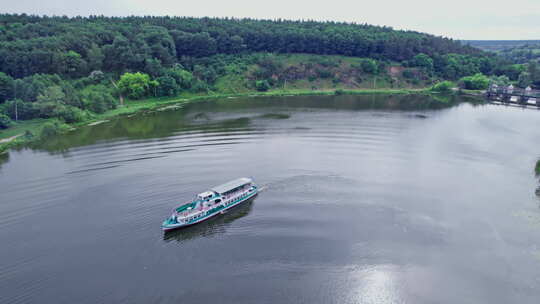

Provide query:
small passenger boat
left=161, top=178, right=258, bottom=232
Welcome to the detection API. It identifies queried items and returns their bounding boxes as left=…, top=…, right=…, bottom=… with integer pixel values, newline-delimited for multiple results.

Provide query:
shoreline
left=0, top=87, right=443, bottom=154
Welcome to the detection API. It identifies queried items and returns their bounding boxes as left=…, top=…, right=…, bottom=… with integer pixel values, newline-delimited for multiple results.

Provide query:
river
left=1, top=94, right=540, bottom=303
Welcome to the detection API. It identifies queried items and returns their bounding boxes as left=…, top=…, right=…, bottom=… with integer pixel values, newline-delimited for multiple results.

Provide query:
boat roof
left=198, top=191, right=214, bottom=197
left=211, top=177, right=252, bottom=194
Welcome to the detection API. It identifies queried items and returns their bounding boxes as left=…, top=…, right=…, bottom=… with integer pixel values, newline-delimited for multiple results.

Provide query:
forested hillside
left=0, top=14, right=487, bottom=79
left=0, top=14, right=526, bottom=132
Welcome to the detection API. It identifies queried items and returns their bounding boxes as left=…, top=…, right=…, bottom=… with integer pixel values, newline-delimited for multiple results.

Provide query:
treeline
left=0, top=14, right=524, bottom=129
left=499, top=43, right=540, bottom=64
left=0, top=14, right=489, bottom=79
left=494, top=43, right=540, bottom=88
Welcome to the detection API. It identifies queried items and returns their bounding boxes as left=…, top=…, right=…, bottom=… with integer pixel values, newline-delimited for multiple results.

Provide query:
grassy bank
left=0, top=87, right=431, bottom=154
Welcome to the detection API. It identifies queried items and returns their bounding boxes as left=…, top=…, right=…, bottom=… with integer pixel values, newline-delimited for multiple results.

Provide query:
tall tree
left=87, top=43, right=105, bottom=71
left=0, top=72, right=14, bottom=102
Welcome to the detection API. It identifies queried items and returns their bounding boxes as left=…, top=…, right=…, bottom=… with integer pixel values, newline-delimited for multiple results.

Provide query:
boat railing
left=174, top=186, right=254, bottom=215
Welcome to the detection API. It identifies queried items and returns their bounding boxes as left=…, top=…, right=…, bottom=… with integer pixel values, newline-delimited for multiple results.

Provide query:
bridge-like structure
left=486, top=86, right=540, bottom=107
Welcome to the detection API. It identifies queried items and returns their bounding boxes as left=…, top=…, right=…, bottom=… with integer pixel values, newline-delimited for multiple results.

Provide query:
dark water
left=1, top=94, right=540, bottom=304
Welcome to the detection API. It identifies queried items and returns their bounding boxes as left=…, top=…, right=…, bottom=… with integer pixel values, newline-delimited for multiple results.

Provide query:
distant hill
left=462, top=40, right=540, bottom=52
left=498, top=43, right=540, bottom=64
left=0, top=14, right=483, bottom=79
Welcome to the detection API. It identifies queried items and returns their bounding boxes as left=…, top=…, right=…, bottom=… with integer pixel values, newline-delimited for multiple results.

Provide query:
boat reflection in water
left=162, top=197, right=256, bottom=243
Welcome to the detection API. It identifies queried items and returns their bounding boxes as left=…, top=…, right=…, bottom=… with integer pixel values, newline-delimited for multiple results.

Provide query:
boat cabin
left=176, top=178, right=253, bottom=216
left=197, top=191, right=217, bottom=201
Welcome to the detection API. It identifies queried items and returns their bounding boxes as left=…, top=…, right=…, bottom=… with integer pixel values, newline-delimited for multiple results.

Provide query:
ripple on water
left=2, top=97, right=540, bottom=304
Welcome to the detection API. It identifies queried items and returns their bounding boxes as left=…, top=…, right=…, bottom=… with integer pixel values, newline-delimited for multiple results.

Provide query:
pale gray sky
left=2, top=0, right=539, bottom=40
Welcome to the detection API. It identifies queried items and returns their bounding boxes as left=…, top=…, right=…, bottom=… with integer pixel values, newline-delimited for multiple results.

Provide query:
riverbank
left=0, top=87, right=441, bottom=154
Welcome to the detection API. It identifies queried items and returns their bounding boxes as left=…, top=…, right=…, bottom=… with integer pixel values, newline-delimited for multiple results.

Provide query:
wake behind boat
left=162, top=178, right=258, bottom=232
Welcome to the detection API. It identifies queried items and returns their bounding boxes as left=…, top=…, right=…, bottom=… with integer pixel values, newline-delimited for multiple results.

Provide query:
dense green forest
left=499, top=43, right=540, bottom=64
left=0, top=14, right=486, bottom=79
left=0, top=14, right=535, bottom=131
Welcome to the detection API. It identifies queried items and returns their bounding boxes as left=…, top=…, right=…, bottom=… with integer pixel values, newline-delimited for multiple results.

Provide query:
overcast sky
left=2, top=0, right=539, bottom=40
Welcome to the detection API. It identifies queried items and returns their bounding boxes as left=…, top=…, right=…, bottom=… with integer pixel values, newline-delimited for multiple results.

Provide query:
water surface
left=1, top=94, right=540, bottom=304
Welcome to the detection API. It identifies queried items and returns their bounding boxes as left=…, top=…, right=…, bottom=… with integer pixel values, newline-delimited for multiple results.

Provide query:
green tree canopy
left=411, top=53, right=434, bottom=72
left=166, top=67, right=194, bottom=89
left=518, top=72, right=532, bottom=88
left=359, top=59, right=378, bottom=74
left=459, top=73, right=490, bottom=90
left=431, top=81, right=454, bottom=92
left=117, top=72, right=158, bottom=99
left=255, top=80, right=271, bottom=91
left=156, top=75, right=178, bottom=97
left=0, top=113, right=12, bottom=129
left=0, top=72, right=14, bottom=102
left=37, top=86, right=65, bottom=104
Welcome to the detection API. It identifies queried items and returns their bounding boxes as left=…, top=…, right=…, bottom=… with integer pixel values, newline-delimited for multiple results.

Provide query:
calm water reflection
left=1, top=94, right=539, bottom=304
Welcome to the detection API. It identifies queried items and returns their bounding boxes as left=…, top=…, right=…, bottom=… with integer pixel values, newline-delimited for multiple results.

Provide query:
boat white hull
left=162, top=190, right=257, bottom=232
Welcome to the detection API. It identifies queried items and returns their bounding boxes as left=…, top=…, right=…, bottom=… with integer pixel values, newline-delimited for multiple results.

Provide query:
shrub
left=459, top=73, right=490, bottom=90
left=156, top=75, right=179, bottom=97
left=34, top=102, right=63, bottom=119
left=53, top=106, right=87, bottom=123
left=80, top=85, right=117, bottom=114
left=191, top=80, right=210, bottom=93
left=4, top=99, right=38, bottom=120
left=518, top=72, right=532, bottom=88
left=40, top=122, right=58, bottom=138
left=255, top=80, right=271, bottom=92
left=0, top=114, right=12, bottom=129
left=117, top=72, right=158, bottom=99
left=86, top=94, right=117, bottom=114
left=254, top=55, right=284, bottom=79
left=334, top=89, right=345, bottom=95
left=431, top=81, right=454, bottom=92
left=23, top=130, right=34, bottom=139
left=490, top=75, right=510, bottom=87
left=410, top=53, right=434, bottom=71
left=166, top=68, right=193, bottom=89
left=40, top=121, right=70, bottom=138
left=360, top=59, right=378, bottom=74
